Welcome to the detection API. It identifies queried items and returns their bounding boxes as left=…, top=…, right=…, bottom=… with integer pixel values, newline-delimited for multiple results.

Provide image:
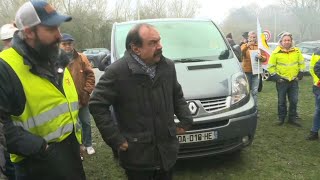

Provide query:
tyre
left=89, top=60, right=95, bottom=68
left=262, top=69, right=270, bottom=81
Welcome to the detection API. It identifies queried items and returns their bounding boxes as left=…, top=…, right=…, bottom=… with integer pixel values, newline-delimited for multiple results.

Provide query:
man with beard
left=89, top=23, right=193, bottom=180
left=0, top=1, right=86, bottom=180
left=60, top=33, right=95, bottom=156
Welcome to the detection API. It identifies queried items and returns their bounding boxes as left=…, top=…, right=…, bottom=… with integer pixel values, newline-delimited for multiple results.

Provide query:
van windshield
left=114, top=20, right=230, bottom=61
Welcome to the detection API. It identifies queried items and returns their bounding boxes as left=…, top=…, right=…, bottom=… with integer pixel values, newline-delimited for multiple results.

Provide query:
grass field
left=83, top=76, right=320, bottom=180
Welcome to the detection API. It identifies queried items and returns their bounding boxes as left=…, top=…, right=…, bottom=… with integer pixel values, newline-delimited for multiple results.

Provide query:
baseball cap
left=61, top=33, right=74, bottom=42
left=15, top=0, right=72, bottom=30
left=0, top=23, right=18, bottom=40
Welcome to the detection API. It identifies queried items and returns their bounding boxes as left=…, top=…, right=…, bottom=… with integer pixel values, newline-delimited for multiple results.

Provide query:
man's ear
left=24, top=27, right=35, bottom=39
left=131, top=45, right=141, bottom=56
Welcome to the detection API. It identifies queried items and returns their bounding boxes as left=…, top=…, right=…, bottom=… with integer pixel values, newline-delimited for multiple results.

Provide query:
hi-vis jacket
left=0, top=48, right=82, bottom=163
left=268, top=46, right=305, bottom=81
left=310, top=50, right=320, bottom=86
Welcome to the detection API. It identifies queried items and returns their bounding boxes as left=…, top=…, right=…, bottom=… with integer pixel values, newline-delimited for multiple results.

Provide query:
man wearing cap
left=0, top=23, right=18, bottom=51
left=0, top=1, right=86, bottom=179
left=60, top=33, right=96, bottom=156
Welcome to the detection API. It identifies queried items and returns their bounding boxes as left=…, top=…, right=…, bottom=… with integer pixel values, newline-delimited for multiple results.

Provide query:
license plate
left=177, top=131, right=218, bottom=144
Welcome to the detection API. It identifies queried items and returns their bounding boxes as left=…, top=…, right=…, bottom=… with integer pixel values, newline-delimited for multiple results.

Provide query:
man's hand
left=297, top=72, right=304, bottom=80
left=256, top=53, right=262, bottom=60
left=271, top=74, right=281, bottom=82
left=176, top=127, right=186, bottom=135
left=119, top=141, right=128, bottom=151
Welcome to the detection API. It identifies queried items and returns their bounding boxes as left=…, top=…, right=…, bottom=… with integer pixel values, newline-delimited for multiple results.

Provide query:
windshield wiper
left=174, top=58, right=209, bottom=63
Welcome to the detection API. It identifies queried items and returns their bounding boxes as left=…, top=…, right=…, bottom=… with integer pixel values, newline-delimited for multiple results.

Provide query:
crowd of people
left=227, top=31, right=306, bottom=127
left=227, top=29, right=320, bottom=146
left=1, top=0, right=320, bottom=180
left=0, top=1, right=192, bottom=179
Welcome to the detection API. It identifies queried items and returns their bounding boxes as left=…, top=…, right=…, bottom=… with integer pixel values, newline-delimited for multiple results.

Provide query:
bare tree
left=0, top=0, right=25, bottom=24
left=280, top=0, right=320, bottom=41
left=0, top=0, right=202, bottom=49
left=54, top=0, right=110, bottom=48
left=109, top=0, right=137, bottom=22
left=139, top=0, right=167, bottom=19
left=167, top=0, right=200, bottom=18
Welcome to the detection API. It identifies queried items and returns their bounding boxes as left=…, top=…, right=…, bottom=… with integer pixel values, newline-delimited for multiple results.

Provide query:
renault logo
left=188, top=101, right=198, bottom=115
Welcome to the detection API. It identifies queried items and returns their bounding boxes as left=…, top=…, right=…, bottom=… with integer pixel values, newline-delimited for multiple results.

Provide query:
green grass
left=83, top=76, right=320, bottom=180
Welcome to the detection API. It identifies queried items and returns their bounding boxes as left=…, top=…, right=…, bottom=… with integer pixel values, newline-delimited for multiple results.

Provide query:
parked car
left=268, top=42, right=278, bottom=51
left=82, top=48, right=110, bottom=68
left=296, top=41, right=320, bottom=73
left=107, top=18, right=257, bottom=159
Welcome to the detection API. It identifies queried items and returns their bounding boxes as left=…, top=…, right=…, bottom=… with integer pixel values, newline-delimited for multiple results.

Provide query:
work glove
left=270, top=74, right=281, bottom=82
left=297, top=71, right=304, bottom=80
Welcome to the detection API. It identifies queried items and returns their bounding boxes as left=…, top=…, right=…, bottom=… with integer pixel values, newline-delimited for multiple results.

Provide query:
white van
left=106, top=18, right=258, bottom=158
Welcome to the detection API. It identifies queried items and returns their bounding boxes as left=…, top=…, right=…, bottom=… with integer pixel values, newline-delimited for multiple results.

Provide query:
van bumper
left=177, top=96, right=257, bottom=159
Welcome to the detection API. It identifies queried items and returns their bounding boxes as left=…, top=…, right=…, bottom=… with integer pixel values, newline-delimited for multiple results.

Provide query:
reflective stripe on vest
left=277, top=62, right=298, bottom=67
left=12, top=102, right=78, bottom=130
left=0, top=48, right=82, bottom=163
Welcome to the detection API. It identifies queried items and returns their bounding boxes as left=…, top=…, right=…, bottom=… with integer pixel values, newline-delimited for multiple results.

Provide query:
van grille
left=189, top=120, right=229, bottom=131
left=200, top=97, right=229, bottom=113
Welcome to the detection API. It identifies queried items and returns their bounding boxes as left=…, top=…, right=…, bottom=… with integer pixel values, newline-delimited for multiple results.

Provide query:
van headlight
left=231, top=72, right=249, bottom=105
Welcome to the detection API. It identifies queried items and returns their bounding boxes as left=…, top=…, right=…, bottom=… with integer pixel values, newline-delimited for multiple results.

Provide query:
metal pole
left=274, top=11, right=277, bottom=42
left=137, top=0, right=140, bottom=20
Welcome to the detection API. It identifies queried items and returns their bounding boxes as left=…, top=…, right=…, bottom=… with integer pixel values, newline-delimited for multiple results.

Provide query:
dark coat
left=89, top=51, right=193, bottom=171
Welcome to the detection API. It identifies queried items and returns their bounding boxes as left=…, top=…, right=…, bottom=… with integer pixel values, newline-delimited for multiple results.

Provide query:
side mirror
left=98, top=54, right=111, bottom=71
left=232, top=45, right=242, bottom=62
left=218, top=49, right=230, bottom=60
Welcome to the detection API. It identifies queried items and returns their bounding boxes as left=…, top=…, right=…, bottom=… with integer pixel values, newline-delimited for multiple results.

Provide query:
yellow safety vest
left=0, top=48, right=82, bottom=162
left=268, top=46, right=305, bottom=81
left=310, top=52, right=320, bottom=86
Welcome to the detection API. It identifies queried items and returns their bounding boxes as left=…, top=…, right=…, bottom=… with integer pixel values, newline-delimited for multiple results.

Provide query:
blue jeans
left=276, top=80, right=299, bottom=121
left=245, top=73, right=259, bottom=107
left=79, top=105, right=92, bottom=147
left=311, top=93, right=320, bottom=132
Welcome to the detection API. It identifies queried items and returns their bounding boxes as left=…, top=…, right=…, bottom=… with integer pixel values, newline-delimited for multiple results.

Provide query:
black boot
left=288, top=116, right=302, bottom=127
left=276, top=119, right=285, bottom=126
left=288, top=121, right=302, bottom=127
left=306, top=131, right=319, bottom=140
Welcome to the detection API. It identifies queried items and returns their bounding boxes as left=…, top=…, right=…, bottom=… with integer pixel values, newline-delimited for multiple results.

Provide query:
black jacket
left=313, top=55, right=320, bottom=95
left=89, top=51, right=193, bottom=171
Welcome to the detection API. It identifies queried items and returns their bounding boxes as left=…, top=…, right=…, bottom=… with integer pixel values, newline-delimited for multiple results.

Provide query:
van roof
left=115, top=18, right=213, bottom=26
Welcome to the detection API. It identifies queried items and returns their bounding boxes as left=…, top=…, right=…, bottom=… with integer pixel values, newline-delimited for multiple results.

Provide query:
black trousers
left=14, top=133, right=86, bottom=180
left=125, top=168, right=173, bottom=180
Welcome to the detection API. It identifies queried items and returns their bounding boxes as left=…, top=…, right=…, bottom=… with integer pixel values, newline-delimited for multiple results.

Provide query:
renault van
left=108, top=18, right=257, bottom=159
